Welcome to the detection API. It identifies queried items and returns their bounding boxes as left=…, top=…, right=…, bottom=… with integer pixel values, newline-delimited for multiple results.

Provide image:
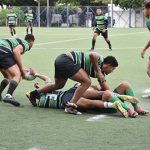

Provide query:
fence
left=0, top=6, right=146, bottom=28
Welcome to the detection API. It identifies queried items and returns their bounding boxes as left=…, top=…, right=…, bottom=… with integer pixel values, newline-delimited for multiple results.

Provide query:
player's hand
left=141, top=50, right=145, bottom=58
left=29, top=68, right=37, bottom=76
left=34, top=82, right=40, bottom=89
left=20, top=68, right=27, bottom=77
left=147, top=70, right=150, bottom=77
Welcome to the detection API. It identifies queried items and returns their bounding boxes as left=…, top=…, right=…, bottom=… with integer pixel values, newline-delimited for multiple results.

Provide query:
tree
left=113, top=0, right=143, bottom=9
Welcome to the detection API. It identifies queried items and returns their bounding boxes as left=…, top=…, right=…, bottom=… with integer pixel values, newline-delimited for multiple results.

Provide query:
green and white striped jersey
left=95, top=15, right=108, bottom=30
left=0, top=38, right=30, bottom=54
left=25, top=13, right=33, bottom=22
left=38, top=91, right=67, bottom=109
left=70, top=51, right=104, bottom=78
left=7, top=13, right=17, bottom=25
left=146, top=18, right=150, bottom=31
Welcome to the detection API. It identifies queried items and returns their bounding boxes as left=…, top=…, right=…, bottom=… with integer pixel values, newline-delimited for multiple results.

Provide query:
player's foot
left=64, top=107, right=82, bottom=115
left=135, top=107, right=149, bottom=115
left=118, top=95, right=139, bottom=104
left=26, top=91, right=37, bottom=107
left=3, top=94, right=20, bottom=107
left=141, top=94, right=150, bottom=98
left=128, top=109, right=138, bottom=118
left=90, top=48, right=94, bottom=51
left=113, top=101, right=128, bottom=118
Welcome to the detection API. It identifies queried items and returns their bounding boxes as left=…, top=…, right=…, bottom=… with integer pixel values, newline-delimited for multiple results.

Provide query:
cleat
left=113, top=101, right=128, bottom=118
left=64, top=107, right=82, bottom=115
left=135, top=107, right=149, bottom=116
left=26, top=91, right=37, bottom=107
left=128, top=109, right=138, bottom=118
left=118, top=95, right=139, bottom=104
left=90, top=48, right=94, bottom=51
left=3, top=95, right=20, bottom=107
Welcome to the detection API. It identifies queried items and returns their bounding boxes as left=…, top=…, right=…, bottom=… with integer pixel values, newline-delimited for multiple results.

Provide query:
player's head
left=102, top=56, right=118, bottom=75
left=28, top=7, right=32, bottom=13
left=96, top=8, right=102, bottom=15
left=25, top=34, right=35, bottom=49
left=8, top=6, right=13, bottom=12
left=144, top=2, right=150, bottom=18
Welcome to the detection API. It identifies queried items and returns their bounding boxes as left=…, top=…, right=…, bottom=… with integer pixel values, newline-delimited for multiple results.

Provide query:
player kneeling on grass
left=27, top=51, right=118, bottom=115
left=0, top=34, right=35, bottom=107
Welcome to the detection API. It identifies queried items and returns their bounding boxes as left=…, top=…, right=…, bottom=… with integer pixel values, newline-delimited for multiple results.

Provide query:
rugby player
left=25, top=8, right=34, bottom=34
left=27, top=51, right=118, bottom=113
left=0, top=34, right=35, bottom=106
left=91, top=8, right=112, bottom=51
left=141, top=2, right=150, bottom=77
left=6, top=7, right=17, bottom=37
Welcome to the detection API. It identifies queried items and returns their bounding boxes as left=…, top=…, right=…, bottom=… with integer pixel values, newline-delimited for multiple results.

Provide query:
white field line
left=27, top=147, right=41, bottom=150
left=34, top=31, right=145, bottom=47
left=33, top=46, right=143, bottom=50
left=86, top=114, right=108, bottom=122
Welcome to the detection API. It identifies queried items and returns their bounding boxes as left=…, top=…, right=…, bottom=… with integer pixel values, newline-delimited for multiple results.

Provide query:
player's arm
left=13, top=45, right=25, bottom=76
left=6, top=16, right=8, bottom=26
left=141, top=40, right=150, bottom=58
left=15, top=14, right=18, bottom=25
left=90, top=52, right=110, bottom=90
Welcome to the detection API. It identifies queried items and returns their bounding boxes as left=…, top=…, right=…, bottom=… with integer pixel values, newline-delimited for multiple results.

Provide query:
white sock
left=104, top=102, right=113, bottom=108
left=6, top=93, right=12, bottom=98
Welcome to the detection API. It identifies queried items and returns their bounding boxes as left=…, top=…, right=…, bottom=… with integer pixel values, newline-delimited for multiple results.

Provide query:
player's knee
left=83, top=78, right=91, bottom=87
left=103, top=90, right=113, bottom=99
left=120, top=81, right=131, bottom=89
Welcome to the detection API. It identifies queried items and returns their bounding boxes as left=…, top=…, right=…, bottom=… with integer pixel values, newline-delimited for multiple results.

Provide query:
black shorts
left=0, top=55, right=16, bottom=69
left=62, top=87, right=77, bottom=108
left=26, top=21, right=33, bottom=27
left=94, top=28, right=108, bottom=39
left=55, top=54, right=80, bottom=80
left=8, top=24, right=16, bottom=28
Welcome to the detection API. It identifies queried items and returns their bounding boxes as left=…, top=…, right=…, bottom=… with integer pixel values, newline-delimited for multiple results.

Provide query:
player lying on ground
left=26, top=71, right=149, bottom=117
left=0, top=34, right=35, bottom=107
left=89, top=83, right=149, bottom=117
left=27, top=51, right=118, bottom=114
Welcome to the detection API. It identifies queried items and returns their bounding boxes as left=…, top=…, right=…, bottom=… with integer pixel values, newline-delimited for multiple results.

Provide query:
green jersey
left=38, top=91, right=67, bottom=109
left=94, top=15, right=108, bottom=30
left=0, top=38, right=30, bottom=55
left=25, top=13, right=33, bottom=22
left=146, top=18, right=150, bottom=31
left=7, top=13, right=17, bottom=25
left=70, top=51, right=104, bottom=78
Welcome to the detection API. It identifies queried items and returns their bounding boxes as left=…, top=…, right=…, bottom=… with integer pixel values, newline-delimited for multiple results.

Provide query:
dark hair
left=25, top=34, right=35, bottom=42
left=103, top=56, right=118, bottom=67
left=144, top=2, right=150, bottom=9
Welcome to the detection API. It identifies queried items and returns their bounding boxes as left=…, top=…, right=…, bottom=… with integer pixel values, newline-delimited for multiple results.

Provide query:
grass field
left=0, top=27, right=150, bottom=150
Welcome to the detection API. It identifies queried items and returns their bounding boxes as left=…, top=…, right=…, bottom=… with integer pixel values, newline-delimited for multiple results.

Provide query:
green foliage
left=113, top=0, right=143, bottom=9
left=0, top=7, right=25, bottom=26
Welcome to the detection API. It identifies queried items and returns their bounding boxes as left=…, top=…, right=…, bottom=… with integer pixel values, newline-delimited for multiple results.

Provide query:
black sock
left=13, top=29, right=16, bottom=35
left=0, top=79, right=9, bottom=95
left=107, top=41, right=111, bottom=49
left=92, top=38, right=96, bottom=49
left=31, top=28, right=33, bottom=34
left=26, top=28, right=28, bottom=34
left=31, top=90, right=40, bottom=98
left=7, top=80, right=18, bottom=96
left=11, top=31, right=13, bottom=36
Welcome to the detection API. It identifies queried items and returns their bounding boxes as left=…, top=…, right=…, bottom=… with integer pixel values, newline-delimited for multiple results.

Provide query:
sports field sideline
left=0, top=27, right=150, bottom=150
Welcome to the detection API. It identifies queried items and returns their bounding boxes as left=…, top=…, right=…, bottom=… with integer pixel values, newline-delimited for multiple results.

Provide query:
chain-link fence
left=0, top=6, right=145, bottom=28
